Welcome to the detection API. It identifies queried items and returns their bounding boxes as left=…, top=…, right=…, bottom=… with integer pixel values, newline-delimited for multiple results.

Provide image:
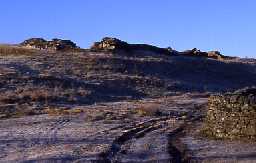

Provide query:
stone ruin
left=202, top=87, right=256, bottom=140
left=21, top=38, right=79, bottom=51
left=90, top=37, right=225, bottom=60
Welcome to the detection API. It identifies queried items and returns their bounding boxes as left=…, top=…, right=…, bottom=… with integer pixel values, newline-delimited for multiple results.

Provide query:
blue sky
left=0, top=0, right=255, bottom=57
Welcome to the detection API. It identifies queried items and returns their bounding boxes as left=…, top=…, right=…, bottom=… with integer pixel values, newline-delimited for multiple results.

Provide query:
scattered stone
left=202, top=87, right=256, bottom=140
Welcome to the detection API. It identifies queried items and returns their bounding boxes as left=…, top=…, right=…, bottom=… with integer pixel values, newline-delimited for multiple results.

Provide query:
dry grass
left=44, top=107, right=84, bottom=116
left=85, top=112, right=107, bottom=122
left=134, top=103, right=162, bottom=116
left=0, top=45, right=38, bottom=55
left=0, top=104, right=84, bottom=119
left=0, top=89, right=51, bottom=104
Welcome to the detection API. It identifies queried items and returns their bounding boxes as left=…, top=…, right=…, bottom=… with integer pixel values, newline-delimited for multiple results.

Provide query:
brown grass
left=0, top=104, right=84, bottom=119
left=44, top=107, right=84, bottom=116
left=134, top=104, right=162, bottom=116
left=0, top=45, right=38, bottom=55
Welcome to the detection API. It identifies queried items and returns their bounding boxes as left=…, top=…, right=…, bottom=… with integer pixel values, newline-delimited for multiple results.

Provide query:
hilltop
left=91, top=37, right=227, bottom=60
left=0, top=37, right=255, bottom=106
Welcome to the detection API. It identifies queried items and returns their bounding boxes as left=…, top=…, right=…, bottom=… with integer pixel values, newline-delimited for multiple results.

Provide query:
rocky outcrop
left=91, top=37, right=226, bottom=60
left=90, top=37, right=172, bottom=56
left=180, top=48, right=225, bottom=60
left=21, top=38, right=79, bottom=51
left=47, top=39, right=78, bottom=51
left=207, top=51, right=224, bottom=60
left=20, top=38, right=48, bottom=50
left=202, top=87, right=256, bottom=140
left=91, top=37, right=129, bottom=51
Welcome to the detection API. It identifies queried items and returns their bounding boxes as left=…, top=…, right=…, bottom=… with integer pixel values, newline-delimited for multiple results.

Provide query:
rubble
left=202, top=87, right=256, bottom=140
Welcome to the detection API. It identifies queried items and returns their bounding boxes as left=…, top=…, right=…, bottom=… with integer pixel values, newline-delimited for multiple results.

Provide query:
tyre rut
left=100, top=117, right=172, bottom=163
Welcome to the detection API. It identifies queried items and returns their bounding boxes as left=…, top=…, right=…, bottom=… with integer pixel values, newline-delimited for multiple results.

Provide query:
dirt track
left=0, top=96, right=200, bottom=162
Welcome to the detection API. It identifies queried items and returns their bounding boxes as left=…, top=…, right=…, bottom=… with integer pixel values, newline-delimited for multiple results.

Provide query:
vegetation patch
left=134, top=104, right=162, bottom=117
left=44, top=107, right=84, bottom=116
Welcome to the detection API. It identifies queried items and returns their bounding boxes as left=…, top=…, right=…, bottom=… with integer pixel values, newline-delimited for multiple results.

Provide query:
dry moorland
left=0, top=38, right=255, bottom=162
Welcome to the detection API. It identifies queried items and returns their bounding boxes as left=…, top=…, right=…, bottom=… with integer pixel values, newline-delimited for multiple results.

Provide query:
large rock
left=202, top=87, right=256, bottom=140
left=21, top=38, right=79, bottom=51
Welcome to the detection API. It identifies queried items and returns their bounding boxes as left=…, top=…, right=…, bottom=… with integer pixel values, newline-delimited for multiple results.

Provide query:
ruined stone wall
left=202, top=88, right=256, bottom=140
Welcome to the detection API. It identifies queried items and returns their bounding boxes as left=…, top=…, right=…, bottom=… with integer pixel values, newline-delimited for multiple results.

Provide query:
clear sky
left=1, top=0, right=256, bottom=57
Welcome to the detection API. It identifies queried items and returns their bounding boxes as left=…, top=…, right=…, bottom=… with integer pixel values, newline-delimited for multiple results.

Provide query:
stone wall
left=202, top=87, right=256, bottom=140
